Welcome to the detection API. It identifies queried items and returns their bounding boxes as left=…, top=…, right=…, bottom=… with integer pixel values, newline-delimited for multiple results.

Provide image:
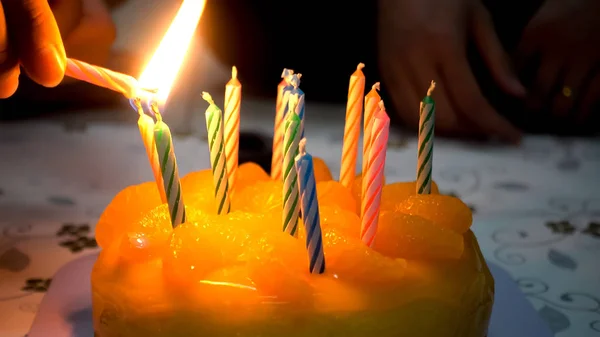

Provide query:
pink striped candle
left=224, top=66, right=242, bottom=195
left=271, top=68, right=294, bottom=180
left=361, top=82, right=381, bottom=177
left=66, top=58, right=141, bottom=98
left=360, top=101, right=389, bottom=247
left=339, top=63, right=366, bottom=188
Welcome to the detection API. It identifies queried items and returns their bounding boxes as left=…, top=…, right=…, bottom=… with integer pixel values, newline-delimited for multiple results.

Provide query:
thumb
left=471, top=4, right=526, bottom=97
left=3, top=0, right=66, bottom=87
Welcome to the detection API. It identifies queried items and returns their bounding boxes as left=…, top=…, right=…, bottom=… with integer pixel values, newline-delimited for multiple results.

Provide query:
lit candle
left=282, top=94, right=302, bottom=237
left=271, top=68, right=294, bottom=180
left=340, top=63, right=366, bottom=188
left=224, top=66, right=242, bottom=195
left=288, top=74, right=306, bottom=138
left=360, top=101, right=389, bottom=247
left=361, top=82, right=381, bottom=177
left=295, top=138, right=326, bottom=274
left=131, top=98, right=167, bottom=203
left=202, top=92, right=232, bottom=215
left=152, top=104, right=186, bottom=227
left=416, top=81, right=436, bottom=195
left=66, top=58, right=142, bottom=98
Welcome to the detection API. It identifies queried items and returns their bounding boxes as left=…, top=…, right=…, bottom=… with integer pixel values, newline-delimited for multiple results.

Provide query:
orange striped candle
left=271, top=68, right=294, bottom=180
left=339, top=63, right=366, bottom=188
left=224, top=66, right=242, bottom=195
left=361, top=82, right=381, bottom=177
left=360, top=101, right=389, bottom=247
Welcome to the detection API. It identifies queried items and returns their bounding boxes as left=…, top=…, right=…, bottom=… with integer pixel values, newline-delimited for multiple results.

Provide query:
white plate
left=28, top=254, right=553, bottom=337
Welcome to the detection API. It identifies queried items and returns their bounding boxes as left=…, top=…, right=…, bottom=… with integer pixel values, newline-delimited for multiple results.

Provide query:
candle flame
left=138, top=0, right=207, bottom=103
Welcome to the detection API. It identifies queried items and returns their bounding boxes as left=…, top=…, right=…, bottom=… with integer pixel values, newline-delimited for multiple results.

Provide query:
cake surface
left=92, top=161, right=494, bottom=337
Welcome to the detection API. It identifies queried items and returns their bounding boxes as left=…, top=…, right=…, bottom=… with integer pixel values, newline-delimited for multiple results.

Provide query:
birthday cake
left=92, top=160, right=494, bottom=337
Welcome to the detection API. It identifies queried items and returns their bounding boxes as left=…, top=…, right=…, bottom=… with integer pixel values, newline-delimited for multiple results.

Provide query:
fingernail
left=34, top=44, right=66, bottom=87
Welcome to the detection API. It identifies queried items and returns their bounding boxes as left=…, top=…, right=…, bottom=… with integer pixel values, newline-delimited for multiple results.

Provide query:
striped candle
left=295, top=138, right=326, bottom=274
left=361, top=82, right=381, bottom=177
left=282, top=94, right=302, bottom=237
left=416, top=81, right=436, bottom=195
left=340, top=63, right=366, bottom=188
left=288, top=74, right=306, bottom=138
left=271, top=68, right=294, bottom=180
left=152, top=105, right=186, bottom=227
left=360, top=102, right=389, bottom=247
left=202, top=92, right=232, bottom=215
left=224, top=66, right=242, bottom=196
left=131, top=98, right=167, bottom=203
left=66, top=58, right=141, bottom=98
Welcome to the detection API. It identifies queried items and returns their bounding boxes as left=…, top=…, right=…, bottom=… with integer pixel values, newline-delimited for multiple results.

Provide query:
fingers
left=471, top=4, right=526, bottom=98
left=51, top=0, right=83, bottom=38
left=382, top=58, right=421, bottom=128
left=527, top=55, right=563, bottom=112
left=442, top=53, right=522, bottom=143
left=0, top=2, right=20, bottom=98
left=405, top=53, right=463, bottom=134
left=551, top=57, right=590, bottom=118
left=3, top=0, right=66, bottom=87
left=63, top=0, right=116, bottom=66
left=577, top=71, right=600, bottom=123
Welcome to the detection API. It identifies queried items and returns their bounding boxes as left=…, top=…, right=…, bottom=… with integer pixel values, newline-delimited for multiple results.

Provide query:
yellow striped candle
left=132, top=98, right=167, bottom=203
left=360, top=102, right=389, bottom=247
left=340, top=63, right=366, bottom=188
left=224, top=66, right=241, bottom=196
left=271, top=68, right=294, bottom=180
left=361, top=82, right=381, bottom=177
left=203, top=92, right=231, bottom=215
left=152, top=105, right=186, bottom=228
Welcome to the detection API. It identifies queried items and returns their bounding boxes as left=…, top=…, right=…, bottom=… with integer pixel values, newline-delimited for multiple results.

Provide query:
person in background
left=1, top=0, right=599, bottom=141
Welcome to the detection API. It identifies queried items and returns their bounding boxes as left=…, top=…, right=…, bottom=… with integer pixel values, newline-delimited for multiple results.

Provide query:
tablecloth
left=0, top=106, right=599, bottom=337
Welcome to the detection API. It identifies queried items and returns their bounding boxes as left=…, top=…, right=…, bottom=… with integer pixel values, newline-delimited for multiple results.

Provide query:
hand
left=57, top=0, right=116, bottom=68
left=378, top=0, right=526, bottom=142
left=0, top=1, right=66, bottom=98
left=0, top=0, right=116, bottom=99
left=516, top=0, right=600, bottom=123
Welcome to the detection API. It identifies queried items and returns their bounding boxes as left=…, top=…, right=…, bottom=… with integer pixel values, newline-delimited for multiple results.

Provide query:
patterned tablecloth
left=0, top=105, right=599, bottom=337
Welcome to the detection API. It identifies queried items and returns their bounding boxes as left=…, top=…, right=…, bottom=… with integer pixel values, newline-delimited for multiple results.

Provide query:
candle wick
left=281, top=68, right=294, bottom=79
left=427, top=80, right=436, bottom=96
left=373, top=82, right=380, bottom=91
left=232, top=66, right=237, bottom=80
left=150, top=102, right=162, bottom=121
left=130, top=98, right=144, bottom=115
left=202, top=91, right=214, bottom=105
left=357, top=63, right=365, bottom=70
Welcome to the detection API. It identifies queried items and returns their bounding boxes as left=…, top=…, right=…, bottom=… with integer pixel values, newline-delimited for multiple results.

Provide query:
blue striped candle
left=295, top=138, right=325, bottom=274
left=288, top=74, right=305, bottom=138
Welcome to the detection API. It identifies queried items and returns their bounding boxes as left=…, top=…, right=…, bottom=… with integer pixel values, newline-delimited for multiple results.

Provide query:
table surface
left=0, top=101, right=599, bottom=337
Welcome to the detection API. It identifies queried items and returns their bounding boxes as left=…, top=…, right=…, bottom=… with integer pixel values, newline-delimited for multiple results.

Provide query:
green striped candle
left=152, top=105, right=186, bottom=227
left=282, top=94, right=302, bottom=237
left=416, top=81, right=436, bottom=194
left=202, top=92, right=231, bottom=215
